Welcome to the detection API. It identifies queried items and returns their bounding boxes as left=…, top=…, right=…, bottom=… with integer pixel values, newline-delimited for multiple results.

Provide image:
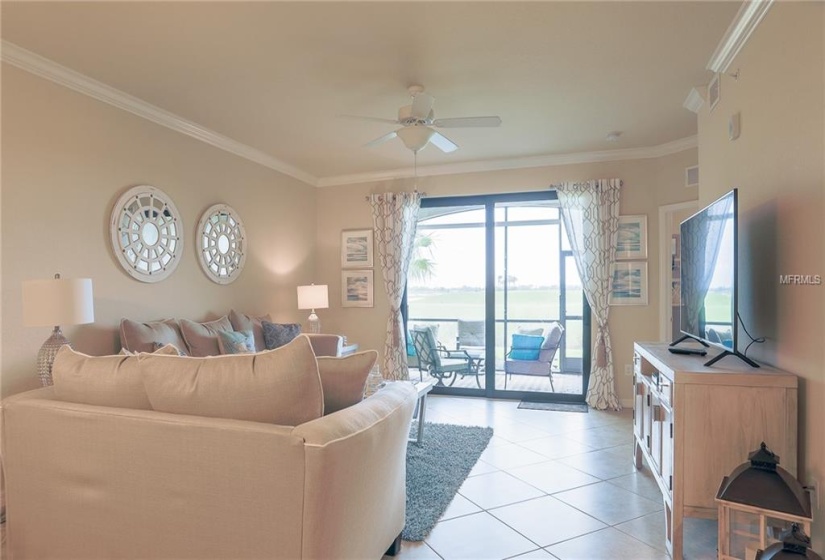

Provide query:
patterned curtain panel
left=556, top=179, right=622, bottom=410
left=369, top=192, right=422, bottom=381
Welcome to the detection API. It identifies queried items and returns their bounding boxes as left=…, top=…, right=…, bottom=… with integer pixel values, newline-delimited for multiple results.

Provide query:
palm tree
left=409, top=232, right=437, bottom=282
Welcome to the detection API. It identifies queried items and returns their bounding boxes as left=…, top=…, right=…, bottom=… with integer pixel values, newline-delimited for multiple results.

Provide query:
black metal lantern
left=716, top=443, right=813, bottom=560
left=756, top=524, right=823, bottom=560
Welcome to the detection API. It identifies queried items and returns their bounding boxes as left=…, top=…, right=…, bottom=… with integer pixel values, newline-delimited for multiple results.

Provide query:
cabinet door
left=642, top=379, right=655, bottom=456
left=660, top=404, right=674, bottom=496
left=633, top=376, right=646, bottom=441
left=650, top=393, right=663, bottom=473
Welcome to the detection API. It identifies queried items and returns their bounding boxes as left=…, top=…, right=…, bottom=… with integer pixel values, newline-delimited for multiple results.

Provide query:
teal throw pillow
left=217, top=330, right=256, bottom=354
left=509, top=333, right=543, bottom=360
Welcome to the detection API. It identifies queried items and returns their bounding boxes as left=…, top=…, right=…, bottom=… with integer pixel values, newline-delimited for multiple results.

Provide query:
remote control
left=668, top=347, right=707, bottom=356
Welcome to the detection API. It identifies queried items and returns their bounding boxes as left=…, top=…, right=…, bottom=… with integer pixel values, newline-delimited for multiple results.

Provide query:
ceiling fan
left=347, top=85, right=502, bottom=154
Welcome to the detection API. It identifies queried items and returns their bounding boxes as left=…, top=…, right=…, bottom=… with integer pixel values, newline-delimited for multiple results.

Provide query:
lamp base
left=307, top=311, right=321, bottom=334
left=37, top=326, right=70, bottom=387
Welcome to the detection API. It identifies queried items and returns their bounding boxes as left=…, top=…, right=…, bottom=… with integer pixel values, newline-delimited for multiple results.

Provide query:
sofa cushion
left=262, top=320, right=301, bottom=350
left=229, top=310, right=272, bottom=355
left=179, top=316, right=233, bottom=357
left=217, top=330, right=256, bottom=354
left=52, top=344, right=181, bottom=409
left=317, top=350, right=378, bottom=415
left=140, top=335, right=323, bottom=424
left=119, top=318, right=189, bottom=354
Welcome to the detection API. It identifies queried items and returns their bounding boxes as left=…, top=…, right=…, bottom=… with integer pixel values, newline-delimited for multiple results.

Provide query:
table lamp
left=23, top=274, right=94, bottom=386
left=297, top=284, right=328, bottom=334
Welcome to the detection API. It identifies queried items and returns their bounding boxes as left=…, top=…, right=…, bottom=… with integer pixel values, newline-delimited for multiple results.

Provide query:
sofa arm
left=305, top=333, right=344, bottom=357
left=292, top=382, right=417, bottom=559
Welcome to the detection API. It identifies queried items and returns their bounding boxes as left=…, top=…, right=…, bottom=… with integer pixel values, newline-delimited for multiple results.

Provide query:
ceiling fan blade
left=339, top=114, right=399, bottom=125
left=364, top=131, right=398, bottom=148
left=411, top=92, right=434, bottom=120
left=432, top=116, right=502, bottom=128
left=429, top=131, right=458, bottom=153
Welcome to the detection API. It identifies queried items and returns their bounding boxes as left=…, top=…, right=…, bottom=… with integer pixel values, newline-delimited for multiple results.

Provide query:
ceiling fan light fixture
left=397, top=126, right=435, bottom=153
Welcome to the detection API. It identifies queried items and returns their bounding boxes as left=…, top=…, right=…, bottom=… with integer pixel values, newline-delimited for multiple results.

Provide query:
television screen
left=679, top=189, right=737, bottom=350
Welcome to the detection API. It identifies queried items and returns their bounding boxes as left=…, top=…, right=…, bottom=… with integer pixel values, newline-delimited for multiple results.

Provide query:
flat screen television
left=673, top=188, right=757, bottom=367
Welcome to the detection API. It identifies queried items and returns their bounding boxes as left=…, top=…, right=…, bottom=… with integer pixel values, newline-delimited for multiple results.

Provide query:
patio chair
left=410, top=326, right=481, bottom=388
left=504, top=322, right=564, bottom=390
left=456, top=319, right=485, bottom=351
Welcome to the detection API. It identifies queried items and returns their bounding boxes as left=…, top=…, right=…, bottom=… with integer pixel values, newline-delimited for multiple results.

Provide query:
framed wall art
left=616, top=215, right=648, bottom=260
left=608, top=261, right=648, bottom=306
left=341, top=229, right=373, bottom=268
left=341, top=270, right=374, bottom=308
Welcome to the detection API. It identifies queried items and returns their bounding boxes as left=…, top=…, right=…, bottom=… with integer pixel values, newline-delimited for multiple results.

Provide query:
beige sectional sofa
left=2, top=336, right=417, bottom=559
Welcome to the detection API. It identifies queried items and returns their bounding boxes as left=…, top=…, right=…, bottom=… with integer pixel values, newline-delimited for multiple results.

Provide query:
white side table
left=410, top=379, right=436, bottom=444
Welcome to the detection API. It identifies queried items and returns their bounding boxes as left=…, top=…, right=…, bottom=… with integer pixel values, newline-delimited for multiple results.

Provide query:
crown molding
left=683, top=87, right=707, bottom=114
left=1, top=41, right=318, bottom=186
left=317, top=136, right=698, bottom=187
left=707, top=0, right=774, bottom=73
left=1, top=40, right=699, bottom=190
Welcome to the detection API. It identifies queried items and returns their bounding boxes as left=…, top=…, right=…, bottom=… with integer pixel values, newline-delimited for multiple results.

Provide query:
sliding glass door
left=405, top=191, right=590, bottom=401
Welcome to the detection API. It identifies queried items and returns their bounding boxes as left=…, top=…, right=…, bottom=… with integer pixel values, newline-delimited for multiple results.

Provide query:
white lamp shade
left=397, top=126, right=434, bottom=153
left=23, top=277, right=95, bottom=327
left=297, top=284, right=329, bottom=310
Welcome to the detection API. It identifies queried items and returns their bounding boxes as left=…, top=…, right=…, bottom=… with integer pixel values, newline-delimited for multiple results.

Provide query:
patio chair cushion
left=542, top=323, right=564, bottom=349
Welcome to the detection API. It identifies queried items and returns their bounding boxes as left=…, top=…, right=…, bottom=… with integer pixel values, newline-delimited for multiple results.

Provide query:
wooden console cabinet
left=632, top=342, right=798, bottom=559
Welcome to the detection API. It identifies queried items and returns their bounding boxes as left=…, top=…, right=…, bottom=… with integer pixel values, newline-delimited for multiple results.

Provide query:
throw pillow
left=179, top=316, right=233, bottom=357
left=229, top=310, right=272, bottom=355
left=119, top=318, right=189, bottom=354
left=509, top=333, right=544, bottom=361
left=52, top=344, right=180, bottom=409
left=140, top=334, right=323, bottom=425
left=517, top=327, right=544, bottom=337
left=317, top=350, right=378, bottom=415
left=509, top=348, right=541, bottom=360
left=217, top=330, right=256, bottom=354
left=261, top=320, right=301, bottom=350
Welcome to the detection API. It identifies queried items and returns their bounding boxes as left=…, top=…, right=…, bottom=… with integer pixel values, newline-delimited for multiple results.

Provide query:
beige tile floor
left=387, top=395, right=718, bottom=560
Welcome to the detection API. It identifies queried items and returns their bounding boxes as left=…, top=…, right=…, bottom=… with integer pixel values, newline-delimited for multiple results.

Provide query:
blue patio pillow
left=509, top=333, right=543, bottom=360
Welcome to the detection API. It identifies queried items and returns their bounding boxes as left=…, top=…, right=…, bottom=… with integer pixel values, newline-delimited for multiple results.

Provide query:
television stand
left=632, top=342, right=797, bottom=560
left=669, top=334, right=709, bottom=348
left=704, top=349, right=760, bottom=368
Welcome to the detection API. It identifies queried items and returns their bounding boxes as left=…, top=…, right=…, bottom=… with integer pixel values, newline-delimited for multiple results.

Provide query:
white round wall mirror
left=110, top=185, right=183, bottom=282
left=197, top=204, right=247, bottom=284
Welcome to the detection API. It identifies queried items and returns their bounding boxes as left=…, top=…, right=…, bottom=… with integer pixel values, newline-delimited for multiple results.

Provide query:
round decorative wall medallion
left=197, top=204, right=247, bottom=284
left=110, top=186, right=183, bottom=283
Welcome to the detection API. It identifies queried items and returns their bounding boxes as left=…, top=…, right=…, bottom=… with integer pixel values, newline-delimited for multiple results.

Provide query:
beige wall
left=1, top=65, right=318, bottom=397
left=697, top=2, right=825, bottom=544
left=316, top=149, right=698, bottom=406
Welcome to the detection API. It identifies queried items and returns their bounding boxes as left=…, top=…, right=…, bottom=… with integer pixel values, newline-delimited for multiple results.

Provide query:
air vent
left=685, top=166, right=699, bottom=188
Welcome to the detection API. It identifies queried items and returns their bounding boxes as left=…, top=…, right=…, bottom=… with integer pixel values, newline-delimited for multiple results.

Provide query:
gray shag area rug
left=403, top=422, right=494, bottom=541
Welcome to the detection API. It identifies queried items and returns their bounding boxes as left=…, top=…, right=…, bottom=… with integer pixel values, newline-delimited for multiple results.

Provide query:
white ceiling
left=1, top=2, right=740, bottom=186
